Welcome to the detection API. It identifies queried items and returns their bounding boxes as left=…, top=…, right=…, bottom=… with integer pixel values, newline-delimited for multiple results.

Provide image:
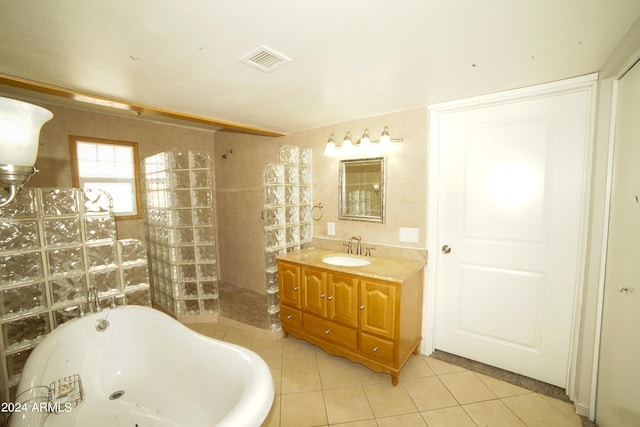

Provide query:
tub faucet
left=351, top=236, right=362, bottom=255
left=88, top=286, right=101, bottom=313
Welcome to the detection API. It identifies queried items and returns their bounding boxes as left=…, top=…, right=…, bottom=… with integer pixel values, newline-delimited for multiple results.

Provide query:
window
left=69, top=136, right=142, bottom=220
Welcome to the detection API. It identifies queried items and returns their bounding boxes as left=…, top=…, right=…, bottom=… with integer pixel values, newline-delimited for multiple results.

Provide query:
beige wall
left=213, top=107, right=429, bottom=294
left=308, top=108, right=429, bottom=246
left=213, top=131, right=281, bottom=293
left=17, top=100, right=217, bottom=241
left=3, top=95, right=429, bottom=297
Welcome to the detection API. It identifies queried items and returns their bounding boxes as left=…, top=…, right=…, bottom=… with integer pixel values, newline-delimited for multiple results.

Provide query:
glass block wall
left=0, top=187, right=151, bottom=401
left=263, top=145, right=313, bottom=329
left=141, top=151, right=220, bottom=319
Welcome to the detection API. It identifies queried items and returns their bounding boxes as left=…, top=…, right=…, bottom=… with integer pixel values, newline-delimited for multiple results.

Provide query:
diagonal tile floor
left=188, top=319, right=587, bottom=427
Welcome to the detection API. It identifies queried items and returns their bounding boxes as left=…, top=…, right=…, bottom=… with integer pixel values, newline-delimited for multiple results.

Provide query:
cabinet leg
left=413, top=340, right=422, bottom=355
left=283, top=329, right=289, bottom=338
left=391, top=375, right=399, bottom=386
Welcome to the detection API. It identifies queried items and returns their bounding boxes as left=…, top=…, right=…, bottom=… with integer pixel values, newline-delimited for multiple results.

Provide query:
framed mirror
left=339, top=157, right=385, bottom=223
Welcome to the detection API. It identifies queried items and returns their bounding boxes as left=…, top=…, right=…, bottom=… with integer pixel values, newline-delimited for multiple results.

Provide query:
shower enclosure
left=263, top=145, right=312, bottom=329
left=141, top=151, right=220, bottom=320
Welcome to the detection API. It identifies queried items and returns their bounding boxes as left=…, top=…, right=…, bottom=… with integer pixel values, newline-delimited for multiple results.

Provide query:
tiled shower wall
left=141, top=151, right=220, bottom=319
left=0, top=188, right=151, bottom=401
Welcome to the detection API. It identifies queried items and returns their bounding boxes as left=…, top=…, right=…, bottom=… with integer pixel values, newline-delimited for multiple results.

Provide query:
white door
left=595, top=60, right=640, bottom=427
left=429, top=76, right=595, bottom=387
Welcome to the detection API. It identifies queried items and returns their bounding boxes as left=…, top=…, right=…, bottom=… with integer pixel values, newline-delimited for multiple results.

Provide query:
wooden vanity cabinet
left=278, top=260, right=423, bottom=385
left=302, top=266, right=326, bottom=317
left=279, top=262, right=301, bottom=308
left=328, top=272, right=359, bottom=327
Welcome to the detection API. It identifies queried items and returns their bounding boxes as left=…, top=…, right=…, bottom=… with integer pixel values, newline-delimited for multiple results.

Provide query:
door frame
left=590, top=54, right=640, bottom=421
left=423, top=74, right=598, bottom=396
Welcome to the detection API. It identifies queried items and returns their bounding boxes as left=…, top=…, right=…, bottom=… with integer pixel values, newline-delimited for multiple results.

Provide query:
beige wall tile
left=22, top=100, right=216, bottom=245
left=16, top=95, right=429, bottom=298
left=213, top=108, right=429, bottom=296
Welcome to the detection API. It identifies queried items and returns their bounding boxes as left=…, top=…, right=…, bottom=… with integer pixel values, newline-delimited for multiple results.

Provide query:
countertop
left=277, top=247, right=426, bottom=283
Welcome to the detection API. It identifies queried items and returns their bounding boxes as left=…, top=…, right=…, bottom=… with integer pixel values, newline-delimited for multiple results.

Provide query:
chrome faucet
left=351, top=236, right=362, bottom=255
left=87, top=286, right=101, bottom=313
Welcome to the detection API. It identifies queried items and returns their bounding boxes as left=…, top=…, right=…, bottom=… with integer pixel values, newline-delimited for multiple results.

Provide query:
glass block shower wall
left=263, top=145, right=313, bottom=329
left=141, top=151, right=220, bottom=319
left=0, top=187, right=151, bottom=401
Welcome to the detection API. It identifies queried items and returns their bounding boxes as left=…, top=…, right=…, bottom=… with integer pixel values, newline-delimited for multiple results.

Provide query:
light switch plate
left=399, top=227, right=419, bottom=243
left=327, top=222, right=335, bottom=236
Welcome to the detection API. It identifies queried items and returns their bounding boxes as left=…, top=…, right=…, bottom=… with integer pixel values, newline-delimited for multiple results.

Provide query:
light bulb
left=360, top=129, right=371, bottom=149
left=342, top=132, right=353, bottom=153
left=379, top=126, right=392, bottom=148
left=324, top=134, right=337, bottom=156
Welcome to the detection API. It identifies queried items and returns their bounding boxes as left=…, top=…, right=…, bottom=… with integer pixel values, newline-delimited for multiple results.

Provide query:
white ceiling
left=1, top=0, right=640, bottom=135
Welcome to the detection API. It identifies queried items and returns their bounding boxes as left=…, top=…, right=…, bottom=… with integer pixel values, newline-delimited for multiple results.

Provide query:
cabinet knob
left=294, top=286, right=299, bottom=291
left=324, top=329, right=331, bottom=335
left=359, top=305, right=365, bottom=310
left=372, top=346, right=379, bottom=352
left=320, top=293, right=325, bottom=298
left=327, top=295, right=334, bottom=300
left=287, top=314, right=293, bottom=319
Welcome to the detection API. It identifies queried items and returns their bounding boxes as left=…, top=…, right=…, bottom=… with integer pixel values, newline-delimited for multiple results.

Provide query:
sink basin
left=322, top=256, right=371, bottom=267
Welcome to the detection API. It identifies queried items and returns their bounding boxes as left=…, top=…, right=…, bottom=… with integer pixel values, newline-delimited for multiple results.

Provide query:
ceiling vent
left=239, top=45, right=292, bottom=73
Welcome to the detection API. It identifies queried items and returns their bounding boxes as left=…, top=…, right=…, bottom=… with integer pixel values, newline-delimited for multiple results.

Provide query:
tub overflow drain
left=109, top=390, right=125, bottom=400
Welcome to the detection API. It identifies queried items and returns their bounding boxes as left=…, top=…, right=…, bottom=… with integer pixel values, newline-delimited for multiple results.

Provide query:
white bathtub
left=9, top=305, right=274, bottom=427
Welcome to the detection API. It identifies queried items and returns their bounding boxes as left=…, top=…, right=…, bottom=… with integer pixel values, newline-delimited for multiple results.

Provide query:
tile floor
left=218, top=280, right=270, bottom=329
left=188, top=318, right=586, bottom=427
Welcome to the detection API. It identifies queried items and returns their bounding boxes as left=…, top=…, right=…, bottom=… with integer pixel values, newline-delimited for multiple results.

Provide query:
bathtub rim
left=10, top=305, right=275, bottom=427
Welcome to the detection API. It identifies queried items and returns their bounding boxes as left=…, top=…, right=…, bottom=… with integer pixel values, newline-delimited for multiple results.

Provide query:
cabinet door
left=278, top=262, right=301, bottom=308
left=328, top=272, right=359, bottom=327
left=360, top=279, right=396, bottom=339
left=302, top=267, right=327, bottom=317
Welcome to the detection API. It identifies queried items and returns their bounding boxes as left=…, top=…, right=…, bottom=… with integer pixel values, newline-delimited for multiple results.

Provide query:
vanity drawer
left=360, top=332, right=394, bottom=364
left=303, top=314, right=358, bottom=349
left=280, top=306, right=302, bottom=328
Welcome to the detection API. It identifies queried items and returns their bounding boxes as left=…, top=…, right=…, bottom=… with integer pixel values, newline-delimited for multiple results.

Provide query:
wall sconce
left=323, top=126, right=402, bottom=157
left=0, top=97, right=53, bottom=208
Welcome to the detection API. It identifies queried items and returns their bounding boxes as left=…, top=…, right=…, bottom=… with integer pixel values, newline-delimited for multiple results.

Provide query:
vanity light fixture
left=360, top=129, right=371, bottom=150
left=341, top=131, right=353, bottom=153
left=323, top=126, right=402, bottom=157
left=0, top=97, right=53, bottom=208
left=379, top=126, right=392, bottom=149
left=323, top=134, right=337, bottom=156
